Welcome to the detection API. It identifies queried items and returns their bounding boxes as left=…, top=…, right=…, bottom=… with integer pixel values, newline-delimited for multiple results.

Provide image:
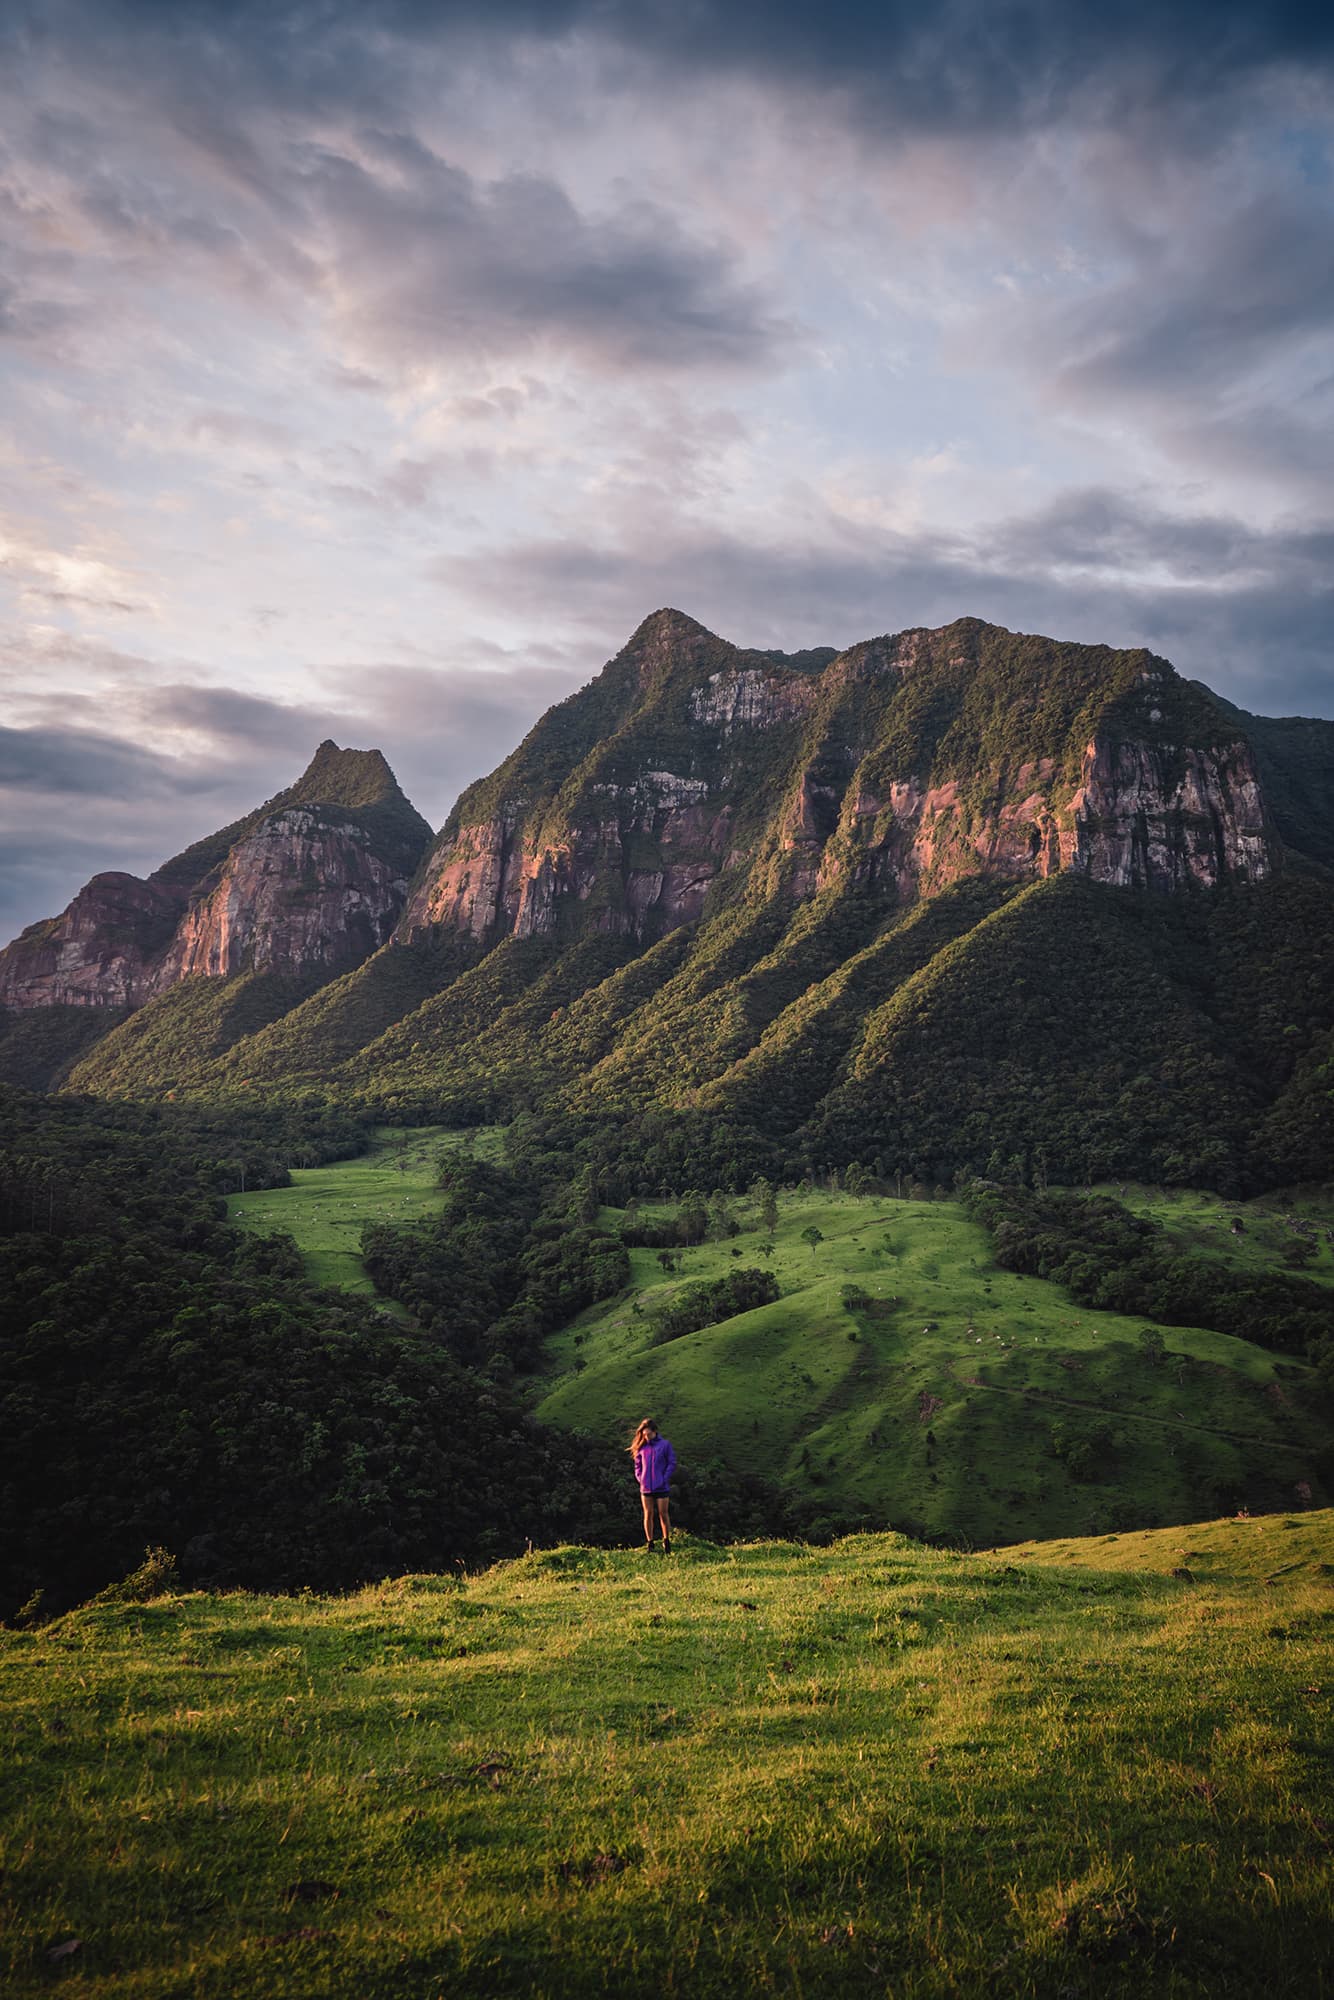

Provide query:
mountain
left=6, top=612, right=1333, bottom=1190
left=0, top=742, right=432, bottom=1087
left=400, top=608, right=1273, bottom=949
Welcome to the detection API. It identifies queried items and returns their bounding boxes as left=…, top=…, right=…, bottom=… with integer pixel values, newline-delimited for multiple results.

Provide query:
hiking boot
left=662, top=1537, right=672, bottom=1553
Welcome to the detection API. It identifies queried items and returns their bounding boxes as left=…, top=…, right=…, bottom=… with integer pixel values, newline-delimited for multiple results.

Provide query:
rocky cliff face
left=0, top=873, right=187, bottom=1009
left=0, top=614, right=1296, bottom=1065
left=401, top=610, right=1278, bottom=950
left=812, top=734, right=1271, bottom=902
left=152, top=806, right=419, bottom=985
left=0, top=744, right=432, bottom=1011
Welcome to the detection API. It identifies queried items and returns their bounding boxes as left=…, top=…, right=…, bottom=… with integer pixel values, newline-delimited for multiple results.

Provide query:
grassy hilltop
left=2, top=1513, right=1330, bottom=1998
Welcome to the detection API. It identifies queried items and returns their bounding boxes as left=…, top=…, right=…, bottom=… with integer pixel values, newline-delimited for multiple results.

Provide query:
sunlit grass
left=1100, top=1182, right=1334, bottom=1291
left=535, top=1191, right=1325, bottom=1545
left=2, top=1512, right=1330, bottom=1996
left=226, top=1125, right=501, bottom=1293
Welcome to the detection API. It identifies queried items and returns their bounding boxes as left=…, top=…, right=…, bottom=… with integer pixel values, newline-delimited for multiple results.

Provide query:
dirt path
left=950, top=1366, right=1308, bottom=1454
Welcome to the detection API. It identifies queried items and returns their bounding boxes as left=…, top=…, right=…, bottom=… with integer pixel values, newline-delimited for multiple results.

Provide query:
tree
left=750, top=1176, right=779, bottom=1234
left=801, top=1225, right=824, bottom=1254
left=677, top=1190, right=708, bottom=1245
left=709, top=1189, right=739, bottom=1239
left=570, top=1166, right=599, bottom=1226
left=1138, top=1328, right=1166, bottom=1368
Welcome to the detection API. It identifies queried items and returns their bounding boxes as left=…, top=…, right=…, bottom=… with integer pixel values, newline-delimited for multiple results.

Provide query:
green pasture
left=534, top=1190, right=1327, bottom=1545
left=2, top=1512, right=1330, bottom=1997
left=1101, top=1183, right=1334, bottom=1290
left=226, top=1126, right=499, bottom=1294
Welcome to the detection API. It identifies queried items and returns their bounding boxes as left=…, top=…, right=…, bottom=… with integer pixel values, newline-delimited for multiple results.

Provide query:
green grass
left=222, top=1148, right=1330, bottom=1543
left=1101, top=1183, right=1334, bottom=1290
left=533, top=1191, right=1329, bottom=1544
left=2, top=1512, right=1331, bottom=1997
left=227, top=1127, right=501, bottom=1294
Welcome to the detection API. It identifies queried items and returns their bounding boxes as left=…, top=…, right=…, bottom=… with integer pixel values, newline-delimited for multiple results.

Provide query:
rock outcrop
left=0, top=873, right=186, bottom=1010
left=0, top=743, right=432, bottom=1010
left=401, top=610, right=1278, bottom=950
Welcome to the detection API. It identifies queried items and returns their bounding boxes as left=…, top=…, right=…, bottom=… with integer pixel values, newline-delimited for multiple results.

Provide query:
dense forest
left=0, top=1091, right=828, bottom=1620
left=49, top=873, right=1334, bottom=1198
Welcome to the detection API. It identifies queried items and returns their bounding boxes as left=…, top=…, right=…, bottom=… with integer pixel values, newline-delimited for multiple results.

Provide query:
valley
left=219, top=1129, right=1334, bottom=1549
left=7, top=0, right=1334, bottom=1985
left=2, top=609, right=1332, bottom=1931
left=535, top=1186, right=1326, bottom=1545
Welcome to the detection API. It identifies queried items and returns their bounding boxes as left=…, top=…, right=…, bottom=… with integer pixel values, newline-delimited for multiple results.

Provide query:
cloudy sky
left=2, top=0, right=1332, bottom=939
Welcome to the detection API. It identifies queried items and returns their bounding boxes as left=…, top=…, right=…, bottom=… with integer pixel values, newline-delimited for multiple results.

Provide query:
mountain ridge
left=399, top=609, right=1277, bottom=954
left=3, top=611, right=1332, bottom=1191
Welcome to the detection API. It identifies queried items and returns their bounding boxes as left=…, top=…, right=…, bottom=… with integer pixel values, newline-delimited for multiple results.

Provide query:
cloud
left=0, top=60, right=793, bottom=386
left=297, top=133, right=794, bottom=374
left=1007, top=194, right=1334, bottom=499
left=12, top=1, right=1334, bottom=142
left=0, top=531, right=154, bottom=618
left=141, top=684, right=327, bottom=755
left=1044, top=198, right=1334, bottom=402
left=432, top=485, right=1334, bottom=718
left=0, top=724, right=200, bottom=799
left=941, top=164, right=1334, bottom=509
left=991, top=489, right=1334, bottom=585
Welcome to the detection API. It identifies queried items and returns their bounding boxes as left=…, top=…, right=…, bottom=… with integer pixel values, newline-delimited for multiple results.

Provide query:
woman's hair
left=628, top=1418, right=659, bottom=1453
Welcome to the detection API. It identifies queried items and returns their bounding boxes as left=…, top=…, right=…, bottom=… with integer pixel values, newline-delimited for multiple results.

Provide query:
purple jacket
left=633, top=1435, right=676, bottom=1493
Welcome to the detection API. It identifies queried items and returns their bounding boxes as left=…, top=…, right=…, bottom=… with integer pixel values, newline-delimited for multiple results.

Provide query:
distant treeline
left=197, top=872, right=1334, bottom=1200
left=649, top=1268, right=781, bottom=1346
left=360, top=1155, right=631, bottom=1374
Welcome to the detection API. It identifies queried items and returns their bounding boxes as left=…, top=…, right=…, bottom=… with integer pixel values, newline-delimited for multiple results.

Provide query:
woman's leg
left=656, top=1496, right=672, bottom=1548
left=641, top=1493, right=656, bottom=1545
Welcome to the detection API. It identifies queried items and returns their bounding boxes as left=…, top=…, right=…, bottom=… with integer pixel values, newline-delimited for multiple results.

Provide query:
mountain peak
left=0, top=742, right=434, bottom=1013
left=148, top=742, right=428, bottom=893
left=286, top=740, right=405, bottom=812
left=626, top=607, right=720, bottom=649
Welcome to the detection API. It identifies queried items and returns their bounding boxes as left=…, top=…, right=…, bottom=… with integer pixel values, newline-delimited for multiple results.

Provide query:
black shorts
left=642, top=1488, right=670, bottom=1499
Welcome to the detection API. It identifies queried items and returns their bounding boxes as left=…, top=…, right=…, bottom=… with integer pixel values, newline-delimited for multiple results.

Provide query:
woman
left=629, top=1417, right=676, bottom=1552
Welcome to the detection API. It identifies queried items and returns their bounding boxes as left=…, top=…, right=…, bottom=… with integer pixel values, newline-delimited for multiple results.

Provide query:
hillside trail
left=951, top=1367, right=1306, bottom=1453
